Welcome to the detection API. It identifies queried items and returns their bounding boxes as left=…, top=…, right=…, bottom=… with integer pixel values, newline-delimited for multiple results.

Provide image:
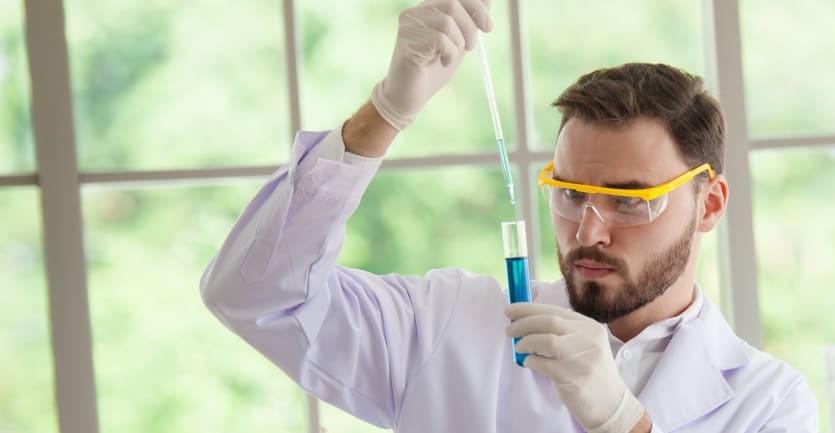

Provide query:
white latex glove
left=371, top=0, right=493, bottom=130
left=505, top=303, right=646, bottom=433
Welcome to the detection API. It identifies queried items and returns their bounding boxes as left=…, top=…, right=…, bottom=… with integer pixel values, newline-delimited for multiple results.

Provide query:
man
left=200, top=0, right=818, bottom=431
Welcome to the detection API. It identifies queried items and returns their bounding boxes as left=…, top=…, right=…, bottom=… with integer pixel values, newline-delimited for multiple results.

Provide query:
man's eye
left=561, top=188, right=588, bottom=202
left=615, top=196, right=645, bottom=209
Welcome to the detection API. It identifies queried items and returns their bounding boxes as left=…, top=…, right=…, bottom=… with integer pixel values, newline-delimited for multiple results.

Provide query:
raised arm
left=200, top=0, right=493, bottom=427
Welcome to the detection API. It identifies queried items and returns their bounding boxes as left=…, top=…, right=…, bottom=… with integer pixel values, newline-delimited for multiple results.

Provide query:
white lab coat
left=201, top=127, right=819, bottom=432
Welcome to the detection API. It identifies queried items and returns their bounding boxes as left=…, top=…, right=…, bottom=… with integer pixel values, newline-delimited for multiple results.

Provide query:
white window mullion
left=283, top=0, right=303, bottom=139
left=0, top=174, right=38, bottom=187
left=281, top=0, right=320, bottom=431
left=24, top=0, right=100, bottom=432
left=508, top=0, right=533, bottom=155
left=507, top=0, right=541, bottom=278
left=751, top=135, right=835, bottom=150
left=701, top=0, right=764, bottom=349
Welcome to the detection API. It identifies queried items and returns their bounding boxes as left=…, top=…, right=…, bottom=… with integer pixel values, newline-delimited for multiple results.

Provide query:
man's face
left=551, top=117, right=700, bottom=323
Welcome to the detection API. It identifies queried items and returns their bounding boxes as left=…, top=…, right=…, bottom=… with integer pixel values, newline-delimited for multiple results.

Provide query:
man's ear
left=698, top=174, right=728, bottom=233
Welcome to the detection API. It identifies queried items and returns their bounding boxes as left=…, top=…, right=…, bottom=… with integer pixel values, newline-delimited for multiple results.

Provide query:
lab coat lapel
left=638, top=299, right=748, bottom=431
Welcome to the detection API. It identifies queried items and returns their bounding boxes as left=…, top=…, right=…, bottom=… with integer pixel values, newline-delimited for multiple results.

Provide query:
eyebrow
left=603, top=181, right=653, bottom=190
left=552, top=175, right=653, bottom=190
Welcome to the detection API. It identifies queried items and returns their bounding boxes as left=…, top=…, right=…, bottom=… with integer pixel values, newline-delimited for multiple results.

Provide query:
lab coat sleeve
left=200, top=126, right=459, bottom=429
left=758, top=376, right=819, bottom=433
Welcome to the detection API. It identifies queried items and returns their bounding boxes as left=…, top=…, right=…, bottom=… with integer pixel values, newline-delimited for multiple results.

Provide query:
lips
left=574, top=259, right=616, bottom=279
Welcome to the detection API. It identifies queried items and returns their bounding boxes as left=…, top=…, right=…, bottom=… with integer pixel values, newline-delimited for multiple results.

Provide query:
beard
left=557, top=216, right=696, bottom=323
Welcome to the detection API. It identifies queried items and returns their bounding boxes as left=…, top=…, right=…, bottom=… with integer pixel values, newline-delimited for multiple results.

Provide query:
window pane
left=321, top=165, right=514, bottom=432
left=0, top=1, right=35, bottom=174
left=752, top=147, right=835, bottom=432
left=741, top=0, right=835, bottom=137
left=342, top=166, right=516, bottom=280
left=0, top=187, right=56, bottom=432
left=82, top=182, right=306, bottom=433
left=299, top=1, right=516, bottom=159
left=66, top=0, right=290, bottom=171
left=526, top=1, right=704, bottom=150
left=534, top=163, right=722, bottom=305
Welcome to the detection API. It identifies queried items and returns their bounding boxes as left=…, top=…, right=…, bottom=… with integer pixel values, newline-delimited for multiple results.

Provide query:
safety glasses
left=537, top=161, right=714, bottom=227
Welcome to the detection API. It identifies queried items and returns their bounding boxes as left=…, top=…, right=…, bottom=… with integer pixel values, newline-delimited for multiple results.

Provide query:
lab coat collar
left=638, top=296, right=749, bottom=431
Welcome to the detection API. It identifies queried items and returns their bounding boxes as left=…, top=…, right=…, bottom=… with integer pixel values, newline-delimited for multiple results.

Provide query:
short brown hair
left=553, top=63, right=725, bottom=174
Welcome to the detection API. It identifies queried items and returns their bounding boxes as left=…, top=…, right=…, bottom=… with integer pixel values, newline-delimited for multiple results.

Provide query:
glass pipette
left=476, top=33, right=516, bottom=205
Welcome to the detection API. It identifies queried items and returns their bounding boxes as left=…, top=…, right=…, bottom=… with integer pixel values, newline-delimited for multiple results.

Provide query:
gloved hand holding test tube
left=502, top=220, right=531, bottom=367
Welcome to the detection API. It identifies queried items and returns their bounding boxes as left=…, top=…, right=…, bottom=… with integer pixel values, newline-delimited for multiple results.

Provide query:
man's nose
left=575, top=203, right=611, bottom=247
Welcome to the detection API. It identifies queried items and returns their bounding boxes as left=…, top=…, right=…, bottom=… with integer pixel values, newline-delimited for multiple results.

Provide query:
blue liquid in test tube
left=502, top=221, right=532, bottom=367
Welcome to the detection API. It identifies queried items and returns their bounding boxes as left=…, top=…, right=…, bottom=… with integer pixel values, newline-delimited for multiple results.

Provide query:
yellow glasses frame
left=537, top=161, right=714, bottom=201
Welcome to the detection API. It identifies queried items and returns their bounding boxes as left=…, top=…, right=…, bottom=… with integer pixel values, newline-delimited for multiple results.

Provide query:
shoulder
left=732, top=341, right=806, bottom=389
left=731, top=337, right=815, bottom=402
left=697, top=299, right=818, bottom=427
left=728, top=340, right=819, bottom=429
left=699, top=298, right=807, bottom=389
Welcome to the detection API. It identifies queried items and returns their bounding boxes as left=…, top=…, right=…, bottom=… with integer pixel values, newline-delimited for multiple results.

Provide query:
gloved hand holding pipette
left=370, top=0, right=494, bottom=131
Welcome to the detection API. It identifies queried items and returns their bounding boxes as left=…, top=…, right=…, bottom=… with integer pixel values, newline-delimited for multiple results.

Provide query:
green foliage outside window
left=0, top=0, right=33, bottom=173
left=0, top=189, right=54, bottom=433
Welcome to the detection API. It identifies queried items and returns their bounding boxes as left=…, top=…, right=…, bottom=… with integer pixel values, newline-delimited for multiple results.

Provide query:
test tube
left=502, top=220, right=531, bottom=367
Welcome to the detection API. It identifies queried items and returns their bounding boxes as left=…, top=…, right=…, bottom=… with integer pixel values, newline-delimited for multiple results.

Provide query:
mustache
left=564, top=247, right=627, bottom=274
